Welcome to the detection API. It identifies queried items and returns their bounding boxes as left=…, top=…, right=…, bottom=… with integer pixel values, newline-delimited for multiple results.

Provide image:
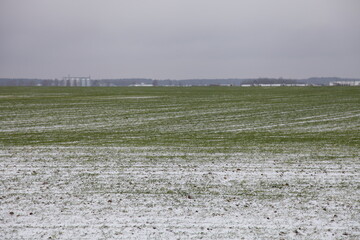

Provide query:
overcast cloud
left=0, top=0, right=359, bottom=79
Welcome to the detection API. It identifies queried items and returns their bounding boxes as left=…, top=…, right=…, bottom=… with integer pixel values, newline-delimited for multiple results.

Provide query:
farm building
left=329, top=81, right=360, bottom=86
left=62, top=76, right=92, bottom=87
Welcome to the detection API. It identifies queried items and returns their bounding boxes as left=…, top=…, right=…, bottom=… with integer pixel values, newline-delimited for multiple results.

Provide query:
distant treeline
left=0, top=77, right=359, bottom=87
left=242, top=78, right=301, bottom=85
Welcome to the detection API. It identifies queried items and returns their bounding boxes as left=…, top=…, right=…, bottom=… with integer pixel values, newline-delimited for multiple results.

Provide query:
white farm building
left=62, top=76, right=91, bottom=87
left=330, top=81, right=360, bottom=86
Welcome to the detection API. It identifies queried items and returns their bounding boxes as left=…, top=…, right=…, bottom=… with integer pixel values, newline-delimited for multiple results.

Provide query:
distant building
left=329, top=81, right=360, bottom=86
left=283, top=84, right=308, bottom=87
left=62, top=76, right=91, bottom=87
left=129, top=82, right=153, bottom=87
left=241, top=83, right=308, bottom=87
left=258, top=84, right=283, bottom=87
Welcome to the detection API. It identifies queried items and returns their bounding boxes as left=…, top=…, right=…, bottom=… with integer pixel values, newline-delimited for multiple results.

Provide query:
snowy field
left=1, top=87, right=359, bottom=239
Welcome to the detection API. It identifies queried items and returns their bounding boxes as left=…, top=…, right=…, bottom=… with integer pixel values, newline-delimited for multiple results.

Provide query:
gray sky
left=0, top=0, right=359, bottom=79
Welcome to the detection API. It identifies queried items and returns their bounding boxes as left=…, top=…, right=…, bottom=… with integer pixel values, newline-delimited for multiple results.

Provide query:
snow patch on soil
left=1, top=146, right=359, bottom=239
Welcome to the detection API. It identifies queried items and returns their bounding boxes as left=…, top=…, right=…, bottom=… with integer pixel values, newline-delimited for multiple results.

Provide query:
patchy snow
left=1, top=146, right=359, bottom=239
left=1, top=87, right=359, bottom=239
